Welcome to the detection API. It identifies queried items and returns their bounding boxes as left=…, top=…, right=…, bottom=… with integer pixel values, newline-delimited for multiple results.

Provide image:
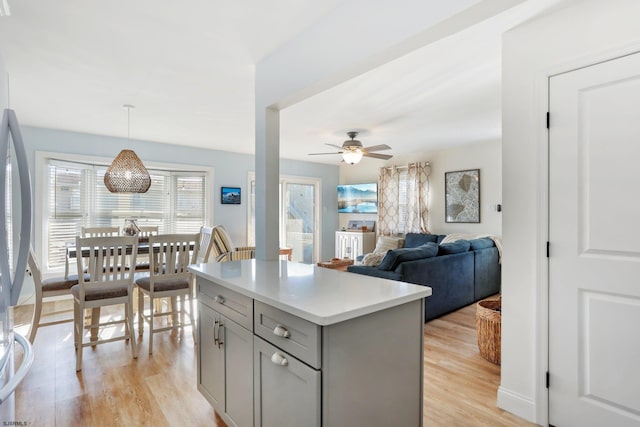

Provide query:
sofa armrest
left=397, top=251, right=474, bottom=321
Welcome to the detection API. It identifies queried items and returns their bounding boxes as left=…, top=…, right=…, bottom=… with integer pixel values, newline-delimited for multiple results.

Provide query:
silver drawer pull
left=273, top=324, right=291, bottom=338
left=214, top=295, right=225, bottom=304
left=270, top=352, right=288, bottom=366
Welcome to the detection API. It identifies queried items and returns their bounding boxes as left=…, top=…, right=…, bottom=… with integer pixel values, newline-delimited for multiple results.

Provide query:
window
left=41, top=155, right=211, bottom=270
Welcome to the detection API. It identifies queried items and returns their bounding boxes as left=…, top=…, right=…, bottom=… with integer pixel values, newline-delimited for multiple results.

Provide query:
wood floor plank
left=13, top=298, right=534, bottom=426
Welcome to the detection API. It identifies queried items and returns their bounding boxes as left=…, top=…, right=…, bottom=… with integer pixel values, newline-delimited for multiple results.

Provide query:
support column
left=254, top=105, right=280, bottom=261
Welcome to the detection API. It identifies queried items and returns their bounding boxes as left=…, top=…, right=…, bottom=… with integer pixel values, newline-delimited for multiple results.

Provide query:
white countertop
left=189, top=260, right=431, bottom=326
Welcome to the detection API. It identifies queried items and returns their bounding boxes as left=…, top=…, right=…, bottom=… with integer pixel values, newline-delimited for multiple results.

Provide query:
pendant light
left=104, top=105, right=151, bottom=193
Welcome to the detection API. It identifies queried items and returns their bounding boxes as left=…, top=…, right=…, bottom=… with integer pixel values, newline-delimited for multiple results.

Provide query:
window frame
left=35, top=151, right=214, bottom=275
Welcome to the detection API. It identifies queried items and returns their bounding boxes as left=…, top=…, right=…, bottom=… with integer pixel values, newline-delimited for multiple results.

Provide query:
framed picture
left=445, top=169, right=480, bottom=223
left=221, top=186, right=241, bottom=205
left=337, top=183, right=378, bottom=213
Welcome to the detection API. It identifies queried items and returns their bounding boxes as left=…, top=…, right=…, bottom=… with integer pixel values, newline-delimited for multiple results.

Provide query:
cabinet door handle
left=273, top=324, right=291, bottom=339
left=270, top=352, right=288, bottom=366
left=213, top=319, right=219, bottom=345
left=217, top=322, right=224, bottom=349
left=214, top=295, right=225, bottom=305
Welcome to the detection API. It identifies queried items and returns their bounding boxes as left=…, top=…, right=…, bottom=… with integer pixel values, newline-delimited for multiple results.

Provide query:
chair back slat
left=76, top=236, right=137, bottom=293
left=148, top=233, right=199, bottom=280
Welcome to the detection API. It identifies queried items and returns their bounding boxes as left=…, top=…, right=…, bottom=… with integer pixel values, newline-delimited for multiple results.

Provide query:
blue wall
left=22, top=126, right=339, bottom=261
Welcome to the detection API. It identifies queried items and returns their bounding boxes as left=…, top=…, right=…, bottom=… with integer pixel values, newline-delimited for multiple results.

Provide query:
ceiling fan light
left=342, top=149, right=363, bottom=165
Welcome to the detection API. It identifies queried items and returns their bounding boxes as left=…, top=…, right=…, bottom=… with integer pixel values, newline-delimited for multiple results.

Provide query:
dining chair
left=134, top=225, right=159, bottom=272
left=211, top=225, right=255, bottom=262
left=135, top=233, right=199, bottom=354
left=73, top=235, right=138, bottom=371
left=81, top=226, right=120, bottom=237
left=196, top=226, right=215, bottom=264
left=27, top=248, right=90, bottom=344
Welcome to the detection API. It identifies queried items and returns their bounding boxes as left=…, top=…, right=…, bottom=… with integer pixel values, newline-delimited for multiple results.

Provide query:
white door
left=549, top=52, right=640, bottom=426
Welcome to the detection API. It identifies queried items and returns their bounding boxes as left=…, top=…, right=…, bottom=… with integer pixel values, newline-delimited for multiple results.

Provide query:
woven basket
left=476, top=297, right=501, bottom=365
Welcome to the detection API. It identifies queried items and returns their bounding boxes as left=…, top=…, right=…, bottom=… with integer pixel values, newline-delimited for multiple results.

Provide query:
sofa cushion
left=378, top=242, right=438, bottom=271
left=438, top=240, right=471, bottom=255
left=373, top=236, right=404, bottom=253
left=403, top=233, right=438, bottom=248
left=468, top=237, right=494, bottom=250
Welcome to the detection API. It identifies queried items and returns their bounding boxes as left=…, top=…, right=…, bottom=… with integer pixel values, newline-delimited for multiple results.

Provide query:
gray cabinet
left=196, top=276, right=424, bottom=427
left=254, top=336, right=321, bottom=427
left=198, top=301, right=253, bottom=427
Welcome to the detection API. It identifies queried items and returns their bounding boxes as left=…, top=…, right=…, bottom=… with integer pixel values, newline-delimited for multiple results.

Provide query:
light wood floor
left=12, top=299, right=535, bottom=426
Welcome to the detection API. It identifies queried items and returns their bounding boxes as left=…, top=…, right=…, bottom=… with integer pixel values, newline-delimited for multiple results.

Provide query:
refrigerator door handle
left=0, top=332, right=34, bottom=404
left=0, top=109, right=33, bottom=306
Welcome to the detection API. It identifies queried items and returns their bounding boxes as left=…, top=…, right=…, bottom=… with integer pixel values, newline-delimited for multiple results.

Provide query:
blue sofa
left=346, top=233, right=501, bottom=322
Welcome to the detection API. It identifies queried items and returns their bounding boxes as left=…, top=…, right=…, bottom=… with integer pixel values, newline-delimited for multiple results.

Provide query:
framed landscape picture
left=445, top=169, right=480, bottom=223
left=221, top=186, right=241, bottom=205
left=337, top=183, right=378, bottom=214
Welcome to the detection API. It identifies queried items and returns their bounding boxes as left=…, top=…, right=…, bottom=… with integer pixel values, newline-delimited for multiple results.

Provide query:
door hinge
left=546, top=241, right=550, bottom=258
left=546, top=112, right=550, bottom=129
left=546, top=371, right=550, bottom=388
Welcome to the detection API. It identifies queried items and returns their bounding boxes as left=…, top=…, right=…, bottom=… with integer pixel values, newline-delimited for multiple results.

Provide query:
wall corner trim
left=497, top=386, right=537, bottom=424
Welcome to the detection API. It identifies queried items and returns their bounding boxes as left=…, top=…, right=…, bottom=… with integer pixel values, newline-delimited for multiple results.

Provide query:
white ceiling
left=0, top=0, right=564, bottom=165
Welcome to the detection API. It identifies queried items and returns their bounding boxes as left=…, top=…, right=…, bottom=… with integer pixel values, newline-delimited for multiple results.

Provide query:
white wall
left=501, top=0, right=640, bottom=423
left=339, top=139, right=502, bottom=236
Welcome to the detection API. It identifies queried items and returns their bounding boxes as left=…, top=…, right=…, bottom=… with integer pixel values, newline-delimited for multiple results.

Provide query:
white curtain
left=378, top=162, right=431, bottom=236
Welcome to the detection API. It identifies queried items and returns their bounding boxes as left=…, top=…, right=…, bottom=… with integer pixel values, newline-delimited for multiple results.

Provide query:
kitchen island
left=189, top=260, right=431, bottom=427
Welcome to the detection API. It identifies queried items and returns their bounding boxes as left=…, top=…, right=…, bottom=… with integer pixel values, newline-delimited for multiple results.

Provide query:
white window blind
left=45, top=158, right=207, bottom=269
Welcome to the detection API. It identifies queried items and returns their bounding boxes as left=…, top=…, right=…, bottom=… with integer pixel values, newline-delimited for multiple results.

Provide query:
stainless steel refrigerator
left=0, top=108, right=34, bottom=417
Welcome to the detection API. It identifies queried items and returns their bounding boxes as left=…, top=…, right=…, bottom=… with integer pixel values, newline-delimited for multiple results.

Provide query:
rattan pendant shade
left=104, top=149, right=151, bottom=193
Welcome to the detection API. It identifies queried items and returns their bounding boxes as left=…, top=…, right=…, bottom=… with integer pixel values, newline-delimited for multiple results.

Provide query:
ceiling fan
left=308, top=131, right=393, bottom=164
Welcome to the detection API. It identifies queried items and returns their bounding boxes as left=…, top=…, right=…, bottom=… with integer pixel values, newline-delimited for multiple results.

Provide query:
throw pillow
left=378, top=242, right=438, bottom=271
left=361, top=252, right=387, bottom=267
left=438, top=240, right=471, bottom=255
left=373, top=236, right=404, bottom=253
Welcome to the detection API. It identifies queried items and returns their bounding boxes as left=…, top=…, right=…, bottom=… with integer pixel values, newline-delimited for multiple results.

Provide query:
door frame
left=537, top=44, right=640, bottom=426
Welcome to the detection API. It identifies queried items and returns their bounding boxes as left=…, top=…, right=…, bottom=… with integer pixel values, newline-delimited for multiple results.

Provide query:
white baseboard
left=497, top=386, right=538, bottom=424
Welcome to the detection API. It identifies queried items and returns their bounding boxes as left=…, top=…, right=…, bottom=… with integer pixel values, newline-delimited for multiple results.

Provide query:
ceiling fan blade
left=308, top=152, right=342, bottom=156
left=325, top=143, right=345, bottom=150
left=362, top=144, right=391, bottom=152
left=363, top=152, right=393, bottom=160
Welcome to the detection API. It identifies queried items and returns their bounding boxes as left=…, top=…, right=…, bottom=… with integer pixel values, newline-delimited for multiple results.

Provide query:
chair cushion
left=71, top=283, right=129, bottom=301
left=135, top=276, right=190, bottom=292
left=41, top=274, right=91, bottom=292
left=378, top=243, right=438, bottom=271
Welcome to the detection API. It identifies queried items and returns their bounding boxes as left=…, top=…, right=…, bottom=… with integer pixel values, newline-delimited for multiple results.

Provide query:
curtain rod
left=381, top=161, right=430, bottom=170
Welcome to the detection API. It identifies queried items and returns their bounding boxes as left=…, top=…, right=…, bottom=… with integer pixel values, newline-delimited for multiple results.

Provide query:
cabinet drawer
left=198, top=278, right=253, bottom=331
left=254, top=336, right=320, bottom=427
left=254, top=301, right=321, bottom=369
